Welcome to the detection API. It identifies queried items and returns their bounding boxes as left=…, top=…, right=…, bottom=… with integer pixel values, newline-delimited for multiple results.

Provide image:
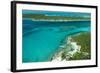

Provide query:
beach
left=52, top=32, right=91, bottom=61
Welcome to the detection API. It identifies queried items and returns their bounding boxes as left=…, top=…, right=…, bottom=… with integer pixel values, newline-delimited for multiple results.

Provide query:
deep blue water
left=22, top=20, right=90, bottom=63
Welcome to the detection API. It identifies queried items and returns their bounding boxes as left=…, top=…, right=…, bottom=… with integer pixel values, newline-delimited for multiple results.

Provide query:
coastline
left=51, top=36, right=81, bottom=62
left=51, top=32, right=90, bottom=62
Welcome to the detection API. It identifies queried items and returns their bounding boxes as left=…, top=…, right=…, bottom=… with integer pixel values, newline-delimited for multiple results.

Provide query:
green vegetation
left=52, top=32, right=91, bottom=61
left=23, top=14, right=90, bottom=21
left=69, top=32, right=91, bottom=60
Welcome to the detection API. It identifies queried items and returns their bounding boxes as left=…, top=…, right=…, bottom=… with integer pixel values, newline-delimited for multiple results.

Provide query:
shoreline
left=51, top=36, right=81, bottom=61
left=51, top=32, right=90, bottom=61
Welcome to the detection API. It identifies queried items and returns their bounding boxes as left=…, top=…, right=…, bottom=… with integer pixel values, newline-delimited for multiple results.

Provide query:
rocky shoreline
left=51, top=32, right=90, bottom=61
left=51, top=36, right=81, bottom=62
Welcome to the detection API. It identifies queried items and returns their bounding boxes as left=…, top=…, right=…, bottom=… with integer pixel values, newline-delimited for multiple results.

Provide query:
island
left=23, top=14, right=90, bottom=21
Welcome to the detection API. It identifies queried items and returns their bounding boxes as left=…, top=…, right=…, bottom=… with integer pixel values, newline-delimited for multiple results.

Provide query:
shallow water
left=22, top=20, right=90, bottom=63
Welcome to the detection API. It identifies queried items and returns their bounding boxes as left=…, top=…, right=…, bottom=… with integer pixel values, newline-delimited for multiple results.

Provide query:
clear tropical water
left=22, top=20, right=90, bottom=63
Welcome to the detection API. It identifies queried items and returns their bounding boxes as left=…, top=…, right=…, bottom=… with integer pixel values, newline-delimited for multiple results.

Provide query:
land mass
left=51, top=32, right=91, bottom=61
left=23, top=14, right=90, bottom=21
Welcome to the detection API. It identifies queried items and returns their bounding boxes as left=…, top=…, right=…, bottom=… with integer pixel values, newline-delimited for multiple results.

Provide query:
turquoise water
left=22, top=20, right=90, bottom=63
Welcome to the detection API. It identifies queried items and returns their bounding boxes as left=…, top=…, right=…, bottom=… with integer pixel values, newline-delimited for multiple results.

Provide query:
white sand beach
left=52, top=37, right=81, bottom=62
